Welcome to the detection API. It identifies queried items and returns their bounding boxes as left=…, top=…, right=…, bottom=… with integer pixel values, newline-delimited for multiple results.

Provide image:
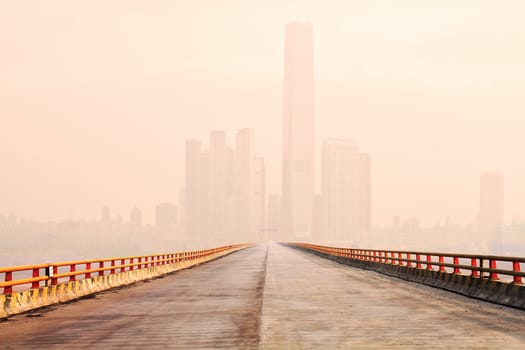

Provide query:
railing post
left=111, top=260, right=116, bottom=275
left=98, top=261, right=104, bottom=277
left=138, top=257, right=142, bottom=269
left=439, top=256, right=445, bottom=272
left=416, top=254, right=421, bottom=269
left=120, top=259, right=125, bottom=273
left=512, top=261, right=522, bottom=284
left=489, top=259, right=499, bottom=280
left=391, top=252, right=396, bottom=265
left=130, top=258, right=134, bottom=271
left=32, top=268, right=40, bottom=289
left=398, top=252, right=403, bottom=266
left=85, top=262, right=91, bottom=279
left=5, top=271, right=13, bottom=294
left=407, top=253, right=412, bottom=267
left=426, top=255, right=433, bottom=271
left=471, top=258, right=479, bottom=277
left=453, top=257, right=460, bottom=274
left=69, top=264, right=76, bottom=282
left=53, top=265, right=59, bottom=284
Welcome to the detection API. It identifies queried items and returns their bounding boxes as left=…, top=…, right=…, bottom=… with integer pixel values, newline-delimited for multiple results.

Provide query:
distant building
left=208, top=131, right=229, bottom=241
left=266, top=195, right=281, bottom=241
left=235, top=129, right=255, bottom=242
left=101, top=206, right=110, bottom=223
left=185, top=139, right=208, bottom=244
left=321, top=139, right=370, bottom=244
left=253, top=157, right=266, bottom=241
left=282, top=22, right=315, bottom=240
left=129, top=207, right=142, bottom=227
left=183, top=130, right=265, bottom=245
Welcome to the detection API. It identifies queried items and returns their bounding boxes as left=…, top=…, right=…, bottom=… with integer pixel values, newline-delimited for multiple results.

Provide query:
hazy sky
left=1, top=1, right=524, bottom=226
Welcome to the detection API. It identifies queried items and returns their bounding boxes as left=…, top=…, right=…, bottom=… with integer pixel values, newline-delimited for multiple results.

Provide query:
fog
left=1, top=1, right=525, bottom=262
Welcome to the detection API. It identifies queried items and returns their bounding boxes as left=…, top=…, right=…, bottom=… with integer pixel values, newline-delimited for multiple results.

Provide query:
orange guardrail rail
left=287, top=243, right=525, bottom=284
left=0, top=244, right=247, bottom=294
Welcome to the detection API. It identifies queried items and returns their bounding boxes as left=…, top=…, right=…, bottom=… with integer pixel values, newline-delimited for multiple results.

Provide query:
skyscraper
left=185, top=139, right=208, bottom=244
left=209, top=131, right=228, bottom=241
left=235, top=128, right=255, bottom=242
left=129, top=207, right=142, bottom=227
left=282, top=22, right=315, bottom=240
left=321, top=139, right=370, bottom=245
left=479, top=171, right=504, bottom=247
left=253, top=156, right=266, bottom=241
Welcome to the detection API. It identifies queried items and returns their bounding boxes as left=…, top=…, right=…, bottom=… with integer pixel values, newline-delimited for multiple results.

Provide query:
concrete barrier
left=290, top=245, right=525, bottom=310
left=1, top=246, right=246, bottom=319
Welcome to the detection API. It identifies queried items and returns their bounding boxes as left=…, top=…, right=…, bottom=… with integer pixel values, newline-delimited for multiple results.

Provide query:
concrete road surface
left=1, top=243, right=525, bottom=349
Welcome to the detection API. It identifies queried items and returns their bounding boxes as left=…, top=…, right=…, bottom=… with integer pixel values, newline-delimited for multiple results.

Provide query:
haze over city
left=2, top=1, right=525, bottom=259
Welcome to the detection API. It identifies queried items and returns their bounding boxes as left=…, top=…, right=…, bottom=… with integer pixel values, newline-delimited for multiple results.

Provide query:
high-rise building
left=235, top=128, right=255, bottom=242
left=185, top=139, right=208, bottom=244
left=321, top=139, right=370, bottom=245
left=282, top=22, right=315, bottom=240
left=479, top=171, right=504, bottom=243
left=266, top=195, right=281, bottom=241
left=253, top=156, right=266, bottom=241
left=129, top=207, right=142, bottom=227
left=101, top=206, right=110, bottom=223
left=209, top=131, right=229, bottom=241
left=184, top=130, right=265, bottom=245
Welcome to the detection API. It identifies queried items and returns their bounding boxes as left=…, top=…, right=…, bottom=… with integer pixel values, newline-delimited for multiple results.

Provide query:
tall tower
left=282, top=22, right=315, bottom=240
left=321, top=139, right=370, bottom=245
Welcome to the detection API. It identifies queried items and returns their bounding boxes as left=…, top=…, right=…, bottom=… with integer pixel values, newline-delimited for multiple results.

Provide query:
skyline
left=2, top=1, right=525, bottom=227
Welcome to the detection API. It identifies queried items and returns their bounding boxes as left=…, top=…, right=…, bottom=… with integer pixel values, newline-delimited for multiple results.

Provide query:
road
left=1, top=243, right=525, bottom=349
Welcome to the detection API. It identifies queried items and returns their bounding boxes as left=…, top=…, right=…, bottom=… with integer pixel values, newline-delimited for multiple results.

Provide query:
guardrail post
left=416, top=254, right=421, bottom=269
left=407, top=253, right=412, bottom=267
left=32, top=268, right=40, bottom=289
left=69, top=264, right=76, bottom=282
left=513, top=261, right=522, bottom=284
left=453, top=257, right=460, bottom=274
left=5, top=271, right=13, bottom=294
left=471, top=258, right=479, bottom=277
left=391, top=252, right=396, bottom=265
left=120, top=259, right=125, bottom=273
left=426, top=255, right=433, bottom=270
left=111, top=260, right=116, bottom=274
left=53, top=265, right=58, bottom=284
left=398, top=252, right=403, bottom=266
left=85, top=263, right=91, bottom=279
left=98, top=261, right=104, bottom=277
left=138, top=257, right=142, bottom=269
left=438, top=256, right=445, bottom=272
left=489, top=259, right=499, bottom=280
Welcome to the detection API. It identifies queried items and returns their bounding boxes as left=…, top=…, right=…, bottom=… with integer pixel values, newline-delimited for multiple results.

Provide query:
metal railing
left=289, top=243, right=524, bottom=284
left=0, top=244, right=246, bottom=294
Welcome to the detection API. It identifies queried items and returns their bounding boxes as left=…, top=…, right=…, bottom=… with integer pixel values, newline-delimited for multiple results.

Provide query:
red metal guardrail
left=0, top=244, right=246, bottom=294
left=289, top=243, right=525, bottom=284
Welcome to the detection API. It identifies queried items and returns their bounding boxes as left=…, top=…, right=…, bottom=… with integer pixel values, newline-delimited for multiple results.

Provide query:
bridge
left=1, top=242, right=525, bottom=349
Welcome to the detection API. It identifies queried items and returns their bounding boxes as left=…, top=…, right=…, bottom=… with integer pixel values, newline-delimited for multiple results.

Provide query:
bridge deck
left=1, top=243, right=525, bottom=349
